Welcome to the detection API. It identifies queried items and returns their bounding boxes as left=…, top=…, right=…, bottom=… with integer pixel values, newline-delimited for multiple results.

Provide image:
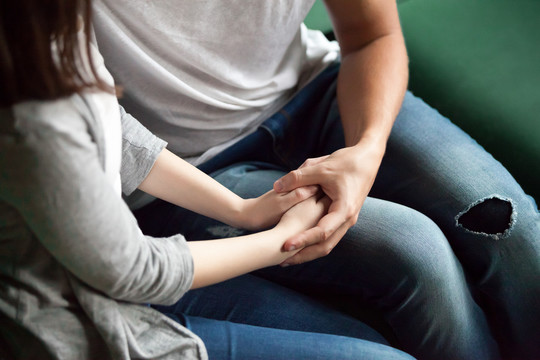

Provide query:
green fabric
left=304, top=1, right=333, bottom=33
left=304, top=0, right=540, bottom=201
left=399, top=0, right=540, bottom=202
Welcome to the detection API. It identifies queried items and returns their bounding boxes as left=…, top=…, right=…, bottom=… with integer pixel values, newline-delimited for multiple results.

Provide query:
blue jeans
left=156, top=276, right=413, bottom=360
left=136, top=63, right=540, bottom=360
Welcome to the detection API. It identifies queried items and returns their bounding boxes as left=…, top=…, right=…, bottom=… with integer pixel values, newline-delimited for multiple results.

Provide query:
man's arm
left=274, top=0, right=408, bottom=265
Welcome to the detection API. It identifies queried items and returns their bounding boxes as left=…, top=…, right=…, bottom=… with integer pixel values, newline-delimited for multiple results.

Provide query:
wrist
left=225, top=197, right=250, bottom=229
left=260, top=226, right=299, bottom=264
left=275, top=215, right=304, bottom=237
left=343, top=114, right=391, bottom=153
left=351, top=135, right=387, bottom=160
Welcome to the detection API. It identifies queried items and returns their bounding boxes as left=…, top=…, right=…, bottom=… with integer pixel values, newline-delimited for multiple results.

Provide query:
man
left=93, top=1, right=540, bottom=359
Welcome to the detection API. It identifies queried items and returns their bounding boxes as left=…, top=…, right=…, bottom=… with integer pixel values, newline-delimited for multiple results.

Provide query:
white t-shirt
left=93, top=0, right=339, bottom=165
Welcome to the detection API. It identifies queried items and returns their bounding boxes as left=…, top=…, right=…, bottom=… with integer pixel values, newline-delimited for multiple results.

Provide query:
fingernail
left=288, top=245, right=296, bottom=251
left=274, top=180, right=283, bottom=192
left=281, top=263, right=290, bottom=268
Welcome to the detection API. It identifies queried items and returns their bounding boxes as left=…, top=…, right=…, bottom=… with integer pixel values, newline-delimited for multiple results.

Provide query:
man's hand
left=273, top=140, right=385, bottom=266
left=238, top=186, right=319, bottom=231
left=270, top=0, right=407, bottom=266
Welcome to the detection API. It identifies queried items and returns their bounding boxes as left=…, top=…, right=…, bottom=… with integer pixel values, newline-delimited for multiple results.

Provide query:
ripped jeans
left=136, top=63, right=540, bottom=360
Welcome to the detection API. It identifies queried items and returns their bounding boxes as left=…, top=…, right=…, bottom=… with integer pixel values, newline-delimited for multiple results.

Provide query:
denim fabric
left=154, top=276, right=414, bottom=360
left=184, top=316, right=412, bottom=360
left=136, top=63, right=540, bottom=360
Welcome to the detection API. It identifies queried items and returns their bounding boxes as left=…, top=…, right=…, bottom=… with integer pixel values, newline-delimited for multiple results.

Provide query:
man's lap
left=139, top=160, right=497, bottom=358
left=135, top=64, right=538, bottom=357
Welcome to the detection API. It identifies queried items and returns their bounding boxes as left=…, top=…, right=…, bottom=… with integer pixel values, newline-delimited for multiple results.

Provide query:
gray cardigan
left=0, top=94, right=207, bottom=359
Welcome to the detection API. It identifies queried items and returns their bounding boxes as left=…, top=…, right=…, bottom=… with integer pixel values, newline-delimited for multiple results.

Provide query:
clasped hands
left=240, top=143, right=383, bottom=267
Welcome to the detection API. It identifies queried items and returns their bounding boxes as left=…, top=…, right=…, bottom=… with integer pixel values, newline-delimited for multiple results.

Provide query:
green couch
left=305, top=0, right=540, bottom=203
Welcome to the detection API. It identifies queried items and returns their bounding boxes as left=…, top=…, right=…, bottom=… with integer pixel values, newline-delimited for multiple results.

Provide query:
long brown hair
left=0, top=0, right=113, bottom=107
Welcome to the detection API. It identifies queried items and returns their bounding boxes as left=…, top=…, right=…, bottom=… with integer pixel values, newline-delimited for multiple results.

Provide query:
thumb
left=274, top=166, right=319, bottom=193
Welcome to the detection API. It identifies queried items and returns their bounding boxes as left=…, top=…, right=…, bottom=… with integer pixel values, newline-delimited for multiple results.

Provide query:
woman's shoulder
left=0, top=94, right=102, bottom=194
left=3, top=94, right=95, bottom=137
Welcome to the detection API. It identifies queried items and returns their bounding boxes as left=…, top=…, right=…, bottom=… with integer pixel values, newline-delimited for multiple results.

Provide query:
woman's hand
left=187, top=194, right=330, bottom=289
left=235, top=186, right=319, bottom=231
left=139, top=149, right=321, bottom=231
left=275, top=194, right=331, bottom=242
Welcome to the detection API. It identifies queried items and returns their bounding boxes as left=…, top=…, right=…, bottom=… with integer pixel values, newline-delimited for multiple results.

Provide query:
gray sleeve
left=0, top=104, right=192, bottom=306
left=119, top=105, right=167, bottom=195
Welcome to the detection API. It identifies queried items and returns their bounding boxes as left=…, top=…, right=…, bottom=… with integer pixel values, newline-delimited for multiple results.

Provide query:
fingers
left=298, top=155, right=328, bottom=169
left=281, top=185, right=319, bottom=206
left=273, top=165, right=321, bottom=193
left=282, top=226, right=325, bottom=252
left=281, top=220, right=350, bottom=266
left=281, top=196, right=331, bottom=250
left=281, top=201, right=355, bottom=266
left=282, top=207, right=341, bottom=251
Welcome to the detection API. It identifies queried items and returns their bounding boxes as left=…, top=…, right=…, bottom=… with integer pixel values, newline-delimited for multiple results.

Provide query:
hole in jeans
left=455, top=196, right=516, bottom=239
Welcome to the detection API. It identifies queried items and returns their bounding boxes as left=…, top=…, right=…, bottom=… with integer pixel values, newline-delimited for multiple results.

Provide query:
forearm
left=338, top=32, right=408, bottom=149
left=323, top=0, right=409, bottom=149
left=187, top=194, right=329, bottom=288
left=271, top=1, right=408, bottom=265
left=138, top=148, right=244, bottom=227
left=187, top=226, right=295, bottom=289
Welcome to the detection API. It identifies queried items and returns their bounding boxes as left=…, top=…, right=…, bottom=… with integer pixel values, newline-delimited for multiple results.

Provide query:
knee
left=393, top=214, right=460, bottom=286
left=453, top=193, right=540, bottom=287
left=455, top=195, right=516, bottom=240
left=353, top=207, right=461, bottom=287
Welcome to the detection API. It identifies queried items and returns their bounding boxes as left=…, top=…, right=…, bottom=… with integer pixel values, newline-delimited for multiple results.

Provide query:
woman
left=0, top=0, right=415, bottom=359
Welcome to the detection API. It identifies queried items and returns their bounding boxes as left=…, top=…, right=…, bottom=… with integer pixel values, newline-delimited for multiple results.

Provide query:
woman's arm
left=1, top=101, right=325, bottom=304
left=119, top=107, right=317, bottom=231
left=188, top=195, right=329, bottom=288
left=138, top=148, right=318, bottom=230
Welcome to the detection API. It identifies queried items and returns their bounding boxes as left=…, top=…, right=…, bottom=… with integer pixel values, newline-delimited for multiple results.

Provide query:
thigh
left=372, top=92, right=539, bottom=264
left=181, top=316, right=414, bottom=360
left=255, top=196, right=498, bottom=360
left=142, top=161, right=498, bottom=359
left=371, top=91, right=540, bottom=357
left=152, top=274, right=387, bottom=345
